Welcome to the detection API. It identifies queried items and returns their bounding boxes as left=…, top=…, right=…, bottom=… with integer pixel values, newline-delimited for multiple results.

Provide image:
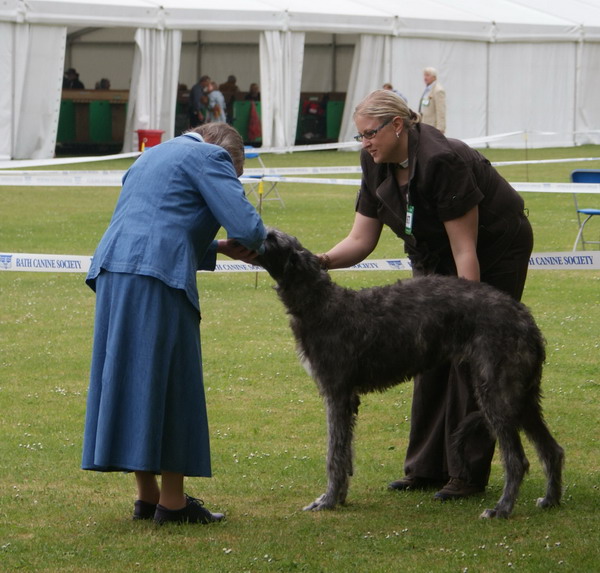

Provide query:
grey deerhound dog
left=256, top=228, right=564, bottom=519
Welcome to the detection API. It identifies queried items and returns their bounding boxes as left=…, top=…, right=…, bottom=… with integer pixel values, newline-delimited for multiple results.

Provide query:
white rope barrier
left=0, top=127, right=598, bottom=171
left=243, top=177, right=600, bottom=195
left=0, top=151, right=141, bottom=170
left=492, top=156, right=600, bottom=167
left=1, top=251, right=599, bottom=274
left=3, top=158, right=599, bottom=183
left=2, top=170, right=600, bottom=195
left=0, top=170, right=125, bottom=186
left=513, top=182, right=600, bottom=194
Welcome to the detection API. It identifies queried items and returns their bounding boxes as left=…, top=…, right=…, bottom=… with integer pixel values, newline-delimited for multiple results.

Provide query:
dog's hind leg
left=303, top=391, right=359, bottom=511
left=480, top=427, right=529, bottom=519
left=522, top=407, right=564, bottom=509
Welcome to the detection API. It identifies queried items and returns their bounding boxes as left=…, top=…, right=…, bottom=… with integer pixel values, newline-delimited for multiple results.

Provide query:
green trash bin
left=89, top=100, right=112, bottom=143
left=57, top=99, right=76, bottom=142
left=326, top=100, right=344, bottom=140
left=232, top=101, right=250, bottom=140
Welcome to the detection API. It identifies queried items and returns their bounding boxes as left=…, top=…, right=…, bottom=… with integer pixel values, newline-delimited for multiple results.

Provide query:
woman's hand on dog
left=217, top=239, right=260, bottom=264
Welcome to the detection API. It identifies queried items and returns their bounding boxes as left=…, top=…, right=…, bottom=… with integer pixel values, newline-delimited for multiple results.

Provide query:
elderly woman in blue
left=82, top=123, right=266, bottom=525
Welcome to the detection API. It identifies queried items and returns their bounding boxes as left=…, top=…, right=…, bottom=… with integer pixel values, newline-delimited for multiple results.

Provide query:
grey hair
left=423, top=66, right=438, bottom=78
left=190, top=123, right=245, bottom=176
left=353, top=89, right=420, bottom=129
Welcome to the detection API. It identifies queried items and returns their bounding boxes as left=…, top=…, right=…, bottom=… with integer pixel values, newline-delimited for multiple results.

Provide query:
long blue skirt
left=82, top=271, right=212, bottom=477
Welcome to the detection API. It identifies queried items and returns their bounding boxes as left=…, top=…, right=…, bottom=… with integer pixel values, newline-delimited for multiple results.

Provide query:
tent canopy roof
left=3, top=0, right=600, bottom=40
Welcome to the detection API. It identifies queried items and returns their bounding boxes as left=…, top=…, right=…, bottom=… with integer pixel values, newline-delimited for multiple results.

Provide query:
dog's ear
left=282, top=246, right=321, bottom=279
left=283, top=248, right=300, bottom=275
left=261, top=228, right=279, bottom=254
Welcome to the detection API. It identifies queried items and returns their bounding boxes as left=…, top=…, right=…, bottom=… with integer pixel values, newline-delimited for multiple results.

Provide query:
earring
left=396, top=132, right=400, bottom=139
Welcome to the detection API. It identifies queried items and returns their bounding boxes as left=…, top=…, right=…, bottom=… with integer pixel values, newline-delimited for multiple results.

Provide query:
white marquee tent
left=2, top=0, right=600, bottom=160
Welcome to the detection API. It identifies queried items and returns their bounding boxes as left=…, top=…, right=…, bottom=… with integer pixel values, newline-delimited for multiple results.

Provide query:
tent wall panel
left=11, top=23, right=66, bottom=159
left=488, top=42, right=577, bottom=147
left=576, top=42, right=600, bottom=144
left=68, top=42, right=135, bottom=91
left=390, top=37, right=488, bottom=140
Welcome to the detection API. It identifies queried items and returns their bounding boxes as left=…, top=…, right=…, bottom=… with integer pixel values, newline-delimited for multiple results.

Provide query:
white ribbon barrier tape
left=0, top=151, right=140, bottom=170
left=1, top=253, right=92, bottom=272
left=513, top=182, right=600, bottom=194
left=3, top=171, right=600, bottom=195
left=493, top=157, right=600, bottom=167
left=246, top=141, right=360, bottom=154
left=2, top=251, right=599, bottom=274
left=3, top=171, right=600, bottom=194
left=0, top=170, right=124, bottom=186
left=0, top=127, right=598, bottom=171
left=243, top=157, right=600, bottom=176
left=241, top=177, right=600, bottom=194
left=243, top=165, right=363, bottom=176
left=0, top=133, right=558, bottom=170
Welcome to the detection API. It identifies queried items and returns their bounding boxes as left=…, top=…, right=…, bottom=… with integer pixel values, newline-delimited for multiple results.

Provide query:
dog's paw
left=303, top=494, right=335, bottom=511
left=536, top=496, right=559, bottom=509
left=479, top=508, right=509, bottom=519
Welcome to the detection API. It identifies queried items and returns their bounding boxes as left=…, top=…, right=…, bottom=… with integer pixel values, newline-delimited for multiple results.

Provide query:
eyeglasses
left=353, top=118, right=392, bottom=142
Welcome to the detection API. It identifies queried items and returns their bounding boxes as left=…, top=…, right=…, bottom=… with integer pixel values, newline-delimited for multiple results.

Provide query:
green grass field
left=0, top=146, right=599, bottom=572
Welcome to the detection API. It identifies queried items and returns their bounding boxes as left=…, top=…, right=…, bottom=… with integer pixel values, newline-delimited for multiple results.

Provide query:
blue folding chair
left=243, top=146, right=284, bottom=207
left=571, top=169, right=600, bottom=251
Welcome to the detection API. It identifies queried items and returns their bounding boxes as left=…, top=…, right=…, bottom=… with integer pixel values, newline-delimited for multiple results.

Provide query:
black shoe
left=154, top=494, right=225, bottom=525
left=133, top=499, right=157, bottom=520
left=433, top=478, right=485, bottom=501
left=388, top=476, right=443, bottom=491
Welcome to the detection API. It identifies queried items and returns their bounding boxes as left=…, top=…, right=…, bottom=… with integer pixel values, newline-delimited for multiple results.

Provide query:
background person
left=189, top=75, right=211, bottom=127
left=244, top=83, right=261, bottom=102
left=82, top=123, right=266, bottom=525
left=219, top=74, right=240, bottom=96
left=95, top=78, right=111, bottom=90
left=418, top=67, right=446, bottom=133
left=383, top=82, right=408, bottom=104
left=206, top=81, right=227, bottom=123
left=219, top=75, right=240, bottom=123
left=317, top=89, right=533, bottom=502
left=63, top=67, right=84, bottom=89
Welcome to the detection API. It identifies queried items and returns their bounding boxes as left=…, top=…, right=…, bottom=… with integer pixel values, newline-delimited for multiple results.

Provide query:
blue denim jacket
left=86, top=133, right=266, bottom=311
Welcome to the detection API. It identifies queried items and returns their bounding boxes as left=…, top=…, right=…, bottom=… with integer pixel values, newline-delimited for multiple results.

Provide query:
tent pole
left=485, top=37, right=491, bottom=147
left=332, top=34, right=337, bottom=93
left=196, top=31, right=202, bottom=80
left=573, top=26, right=583, bottom=146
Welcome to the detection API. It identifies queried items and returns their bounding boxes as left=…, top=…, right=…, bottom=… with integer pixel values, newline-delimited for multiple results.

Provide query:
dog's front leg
left=304, top=391, right=359, bottom=511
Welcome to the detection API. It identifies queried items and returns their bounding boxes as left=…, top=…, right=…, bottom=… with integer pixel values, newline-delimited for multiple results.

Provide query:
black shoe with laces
left=433, top=478, right=485, bottom=501
left=153, top=494, right=225, bottom=525
left=133, top=499, right=158, bottom=520
left=388, top=475, right=444, bottom=491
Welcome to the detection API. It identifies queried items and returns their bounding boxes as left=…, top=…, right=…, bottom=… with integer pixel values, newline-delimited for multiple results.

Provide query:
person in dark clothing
left=316, top=89, right=533, bottom=502
left=244, top=83, right=261, bottom=102
left=63, top=68, right=84, bottom=89
left=189, top=75, right=211, bottom=127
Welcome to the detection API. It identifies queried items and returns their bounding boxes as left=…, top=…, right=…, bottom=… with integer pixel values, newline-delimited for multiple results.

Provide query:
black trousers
left=403, top=213, right=533, bottom=486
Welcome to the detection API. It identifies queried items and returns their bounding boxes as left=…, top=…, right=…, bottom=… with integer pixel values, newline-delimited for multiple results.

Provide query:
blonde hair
left=354, top=89, right=420, bottom=129
left=190, top=123, right=245, bottom=176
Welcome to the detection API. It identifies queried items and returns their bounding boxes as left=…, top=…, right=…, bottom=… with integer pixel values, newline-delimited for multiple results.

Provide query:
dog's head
left=256, top=227, right=321, bottom=284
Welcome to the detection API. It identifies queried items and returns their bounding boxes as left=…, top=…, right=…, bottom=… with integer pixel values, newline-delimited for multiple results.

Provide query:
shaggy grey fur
left=257, top=228, right=564, bottom=519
